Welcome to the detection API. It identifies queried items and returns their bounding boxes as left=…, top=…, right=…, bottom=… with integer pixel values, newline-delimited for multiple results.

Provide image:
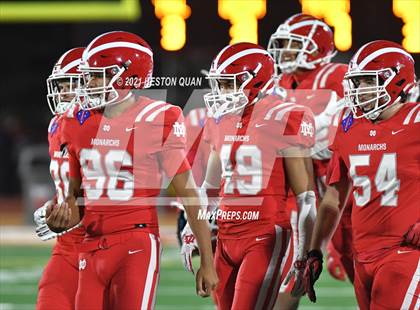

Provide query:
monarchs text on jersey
left=61, top=97, right=190, bottom=237
left=204, top=95, right=315, bottom=239
left=327, top=103, right=420, bottom=256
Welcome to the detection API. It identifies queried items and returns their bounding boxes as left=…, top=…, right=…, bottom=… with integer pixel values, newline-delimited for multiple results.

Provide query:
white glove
left=180, top=223, right=198, bottom=273
left=34, top=200, right=58, bottom=241
left=282, top=191, right=316, bottom=296
left=296, top=191, right=317, bottom=260
left=34, top=200, right=82, bottom=241
left=34, top=203, right=47, bottom=226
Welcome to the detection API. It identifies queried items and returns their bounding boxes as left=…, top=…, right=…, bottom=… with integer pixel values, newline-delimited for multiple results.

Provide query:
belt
left=78, top=226, right=151, bottom=253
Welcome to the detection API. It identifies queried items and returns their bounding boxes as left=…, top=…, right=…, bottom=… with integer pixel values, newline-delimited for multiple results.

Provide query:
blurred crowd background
left=0, top=0, right=419, bottom=222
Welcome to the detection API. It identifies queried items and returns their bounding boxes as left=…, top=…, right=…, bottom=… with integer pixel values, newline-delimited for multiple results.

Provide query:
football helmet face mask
left=46, top=47, right=84, bottom=115
left=406, top=76, right=419, bottom=102
left=77, top=31, right=153, bottom=110
left=267, top=14, right=336, bottom=75
left=204, top=43, right=274, bottom=118
left=344, top=40, right=415, bottom=120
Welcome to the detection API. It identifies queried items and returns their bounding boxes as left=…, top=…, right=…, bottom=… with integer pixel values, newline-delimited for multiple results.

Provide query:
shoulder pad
left=263, top=102, right=307, bottom=122
left=134, top=100, right=172, bottom=123
left=403, top=102, right=420, bottom=125
left=312, top=63, right=347, bottom=91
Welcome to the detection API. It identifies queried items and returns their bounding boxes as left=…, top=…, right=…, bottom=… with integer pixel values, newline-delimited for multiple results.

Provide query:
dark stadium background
left=0, top=1, right=418, bottom=309
left=0, top=0, right=418, bottom=211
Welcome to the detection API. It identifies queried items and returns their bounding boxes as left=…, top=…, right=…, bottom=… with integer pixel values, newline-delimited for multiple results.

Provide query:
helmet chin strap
left=252, top=77, right=275, bottom=104
left=366, top=109, right=381, bottom=120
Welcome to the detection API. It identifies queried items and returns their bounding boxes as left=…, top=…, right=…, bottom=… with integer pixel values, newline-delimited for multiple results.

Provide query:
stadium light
left=218, top=0, right=266, bottom=44
left=0, top=0, right=140, bottom=22
left=393, top=0, right=420, bottom=53
left=301, top=0, right=352, bottom=51
left=153, top=0, right=191, bottom=51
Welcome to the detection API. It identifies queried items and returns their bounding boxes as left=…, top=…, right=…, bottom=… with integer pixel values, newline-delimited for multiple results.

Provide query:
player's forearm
left=67, top=176, right=83, bottom=199
left=310, top=169, right=351, bottom=251
left=172, top=171, right=215, bottom=267
left=65, top=177, right=83, bottom=227
left=204, top=151, right=222, bottom=188
left=284, top=152, right=315, bottom=195
left=184, top=205, right=214, bottom=267
left=309, top=189, right=341, bottom=251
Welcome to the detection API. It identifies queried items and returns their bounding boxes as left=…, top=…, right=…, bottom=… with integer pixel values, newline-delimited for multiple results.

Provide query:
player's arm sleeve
left=157, top=106, right=191, bottom=178
left=280, top=107, right=316, bottom=150
left=68, top=146, right=81, bottom=179
left=325, top=110, right=349, bottom=185
left=326, top=150, right=347, bottom=186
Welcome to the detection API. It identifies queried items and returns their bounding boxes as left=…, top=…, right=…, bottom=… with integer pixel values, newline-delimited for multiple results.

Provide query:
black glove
left=304, top=249, right=323, bottom=303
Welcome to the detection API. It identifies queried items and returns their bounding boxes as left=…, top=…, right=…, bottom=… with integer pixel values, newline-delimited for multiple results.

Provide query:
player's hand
left=180, top=223, right=198, bottom=273
left=326, top=241, right=346, bottom=281
left=403, top=222, right=420, bottom=248
left=34, top=202, right=47, bottom=226
left=284, top=260, right=306, bottom=297
left=195, top=265, right=219, bottom=297
left=46, top=200, right=73, bottom=233
left=34, top=200, right=58, bottom=241
left=303, top=249, right=323, bottom=303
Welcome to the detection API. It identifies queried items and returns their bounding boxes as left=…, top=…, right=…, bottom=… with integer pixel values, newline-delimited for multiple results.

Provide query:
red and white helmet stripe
left=60, top=59, right=82, bottom=74
left=214, top=47, right=272, bottom=74
left=352, top=43, right=414, bottom=70
left=288, top=19, right=327, bottom=32
left=55, top=48, right=83, bottom=74
left=84, top=41, right=153, bottom=61
left=358, top=47, right=413, bottom=70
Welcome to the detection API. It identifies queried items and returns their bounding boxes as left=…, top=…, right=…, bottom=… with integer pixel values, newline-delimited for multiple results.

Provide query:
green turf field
left=0, top=245, right=357, bottom=309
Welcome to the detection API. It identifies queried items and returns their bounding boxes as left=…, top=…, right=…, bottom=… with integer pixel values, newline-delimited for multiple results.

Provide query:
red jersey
left=279, top=63, right=347, bottom=175
left=204, top=95, right=315, bottom=239
left=279, top=63, right=347, bottom=98
left=47, top=114, right=85, bottom=253
left=327, top=103, right=420, bottom=256
left=61, top=97, right=190, bottom=237
left=185, top=107, right=210, bottom=186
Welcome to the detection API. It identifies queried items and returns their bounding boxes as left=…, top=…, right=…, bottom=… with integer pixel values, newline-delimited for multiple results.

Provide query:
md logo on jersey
left=79, top=259, right=87, bottom=270
left=300, top=121, right=314, bottom=137
left=173, top=122, right=186, bottom=138
left=77, top=109, right=91, bottom=125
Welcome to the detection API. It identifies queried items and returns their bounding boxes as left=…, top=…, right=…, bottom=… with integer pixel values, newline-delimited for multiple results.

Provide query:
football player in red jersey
left=33, top=47, right=86, bottom=310
left=304, top=40, right=420, bottom=310
left=45, top=31, right=218, bottom=309
left=267, top=14, right=354, bottom=308
left=187, top=42, right=317, bottom=310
